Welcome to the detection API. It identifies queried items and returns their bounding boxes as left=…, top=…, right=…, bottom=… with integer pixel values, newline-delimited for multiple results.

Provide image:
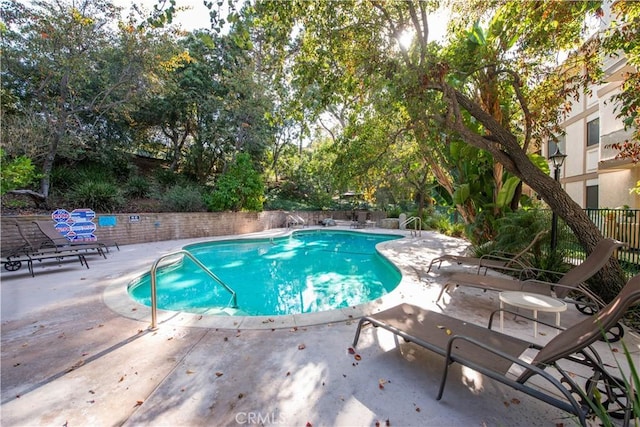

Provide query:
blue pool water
left=128, top=230, right=402, bottom=316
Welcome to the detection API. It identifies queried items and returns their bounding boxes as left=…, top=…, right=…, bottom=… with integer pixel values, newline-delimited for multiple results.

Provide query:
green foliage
left=160, top=185, right=206, bottom=212
left=263, top=197, right=315, bottom=211
left=0, top=149, right=40, bottom=195
left=529, top=250, right=571, bottom=282
left=51, top=162, right=120, bottom=194
left=386, top=206, right=402, bottom=218
left=69, top=181, right=125, bottom=213
left=206, top=154, right=264, bottom=212
left=425, top=212, right=464, bottom=237
left=154, top=169, right=182, bottom=190
left=493, top=209, right=549, bottom=255
left=125, top=175, right=151, bottom=198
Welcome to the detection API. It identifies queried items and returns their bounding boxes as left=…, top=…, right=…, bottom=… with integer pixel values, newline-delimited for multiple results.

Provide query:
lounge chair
left=285, top=213, right=305, bottom=229
left=427, top=230, right=547, bottom=274
left=351, top=211, right=375, bottom=229
left=2, top=221, right=92, bottom=275
left=32, top=220, right=118, bottom=254
left=352, top=274, right=640, bottom=425
left=438, top=238, right=625, bottom=305
left=2, top=250, right=90, bottom=277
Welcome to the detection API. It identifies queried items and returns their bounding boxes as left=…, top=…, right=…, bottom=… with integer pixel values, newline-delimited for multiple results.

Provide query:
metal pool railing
left=149, top=250, right=238, bottom=330
left=400, top=216, right=422, bottom=236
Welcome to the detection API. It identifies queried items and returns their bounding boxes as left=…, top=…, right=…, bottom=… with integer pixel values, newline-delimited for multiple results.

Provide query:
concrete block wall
left=1, top=210, right=389, bottom=256
left=1, top=212, right=284, bottom=256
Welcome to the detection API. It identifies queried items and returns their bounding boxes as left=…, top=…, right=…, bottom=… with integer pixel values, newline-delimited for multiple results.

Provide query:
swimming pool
left=128, top=230, right=402, bottom=316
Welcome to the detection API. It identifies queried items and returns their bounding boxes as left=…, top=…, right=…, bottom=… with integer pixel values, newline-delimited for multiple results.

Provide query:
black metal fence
left=553, top=208, right=640, bottom=279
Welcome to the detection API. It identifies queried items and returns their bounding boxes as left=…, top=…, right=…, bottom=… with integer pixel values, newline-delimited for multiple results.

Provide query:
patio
left=1, top=227, right=638, bottom=426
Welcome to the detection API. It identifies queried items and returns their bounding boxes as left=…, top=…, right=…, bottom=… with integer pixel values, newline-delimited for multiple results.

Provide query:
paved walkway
left=1, top=227, right=637, bottom=426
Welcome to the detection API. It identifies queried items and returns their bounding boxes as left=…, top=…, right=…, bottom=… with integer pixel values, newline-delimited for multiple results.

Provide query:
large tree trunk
left=436, top=83, right=626, bottom=297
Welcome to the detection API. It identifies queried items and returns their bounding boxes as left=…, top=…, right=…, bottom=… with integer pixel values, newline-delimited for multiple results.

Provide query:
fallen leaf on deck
left=348, top=347, right=355, bottom=354
left=445, top=329, right=452, bottom=335
left=298, top=343, right=306, bottom=350
left=511, top=398, right=520, bottom=405
left=186, top=369, right=195, bottom=374
left=215, top=372, right=223, bottom=377
left=354, top=354, right=362, bottom=361
left=134, top=400, right=143, bottom=407
left=68, top=360, right=84, bottom=371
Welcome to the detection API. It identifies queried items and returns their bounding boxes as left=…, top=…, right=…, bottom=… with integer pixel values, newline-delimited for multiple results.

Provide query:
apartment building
left=547, top=55, right=638, bottom=210
left=545, top=2, right=638, bottom=210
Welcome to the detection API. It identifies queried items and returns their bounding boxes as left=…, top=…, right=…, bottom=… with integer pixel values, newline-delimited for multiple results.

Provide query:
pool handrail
left=400, top=216, right=422, bottom=237
left=149, top=250, right=238, bottom=330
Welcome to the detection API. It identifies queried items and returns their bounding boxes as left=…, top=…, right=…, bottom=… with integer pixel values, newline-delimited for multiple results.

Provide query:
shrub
left=126, top=175, right=151, bottom=198
left=70, top=181, right=124, bottom=212
left=154, top=168, right=184, bottom=190
left=206, top=154, right=264, bottom=212
left=0, top=149, right=40, bottom=195
left=160, top=185, right=205, bottom=212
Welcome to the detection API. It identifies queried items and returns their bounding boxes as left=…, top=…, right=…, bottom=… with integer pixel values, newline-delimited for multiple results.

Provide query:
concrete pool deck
left=1, top=227, right=638, bottom=426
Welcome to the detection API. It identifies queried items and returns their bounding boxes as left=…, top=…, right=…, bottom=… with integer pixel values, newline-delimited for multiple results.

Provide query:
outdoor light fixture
left=549, top=147, right=567, bottom=171
left=549, top=147, right=567, bottom=252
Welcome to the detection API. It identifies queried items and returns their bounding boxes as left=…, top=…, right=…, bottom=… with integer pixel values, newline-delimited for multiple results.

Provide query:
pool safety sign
left=51, top=208, right=97, bottom=242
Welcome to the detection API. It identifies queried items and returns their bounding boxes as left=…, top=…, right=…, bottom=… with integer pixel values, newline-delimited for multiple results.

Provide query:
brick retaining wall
left=1, top=210, right=388, bottom=256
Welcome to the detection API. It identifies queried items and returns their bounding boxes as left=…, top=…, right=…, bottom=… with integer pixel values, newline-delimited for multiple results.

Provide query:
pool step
left=200, top=306, right=249, bottom=316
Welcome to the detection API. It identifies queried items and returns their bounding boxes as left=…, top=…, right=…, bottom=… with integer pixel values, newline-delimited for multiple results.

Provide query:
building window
left=587, top=118, right=599, bottom=146
left=586, top=185, right=599, bottom=209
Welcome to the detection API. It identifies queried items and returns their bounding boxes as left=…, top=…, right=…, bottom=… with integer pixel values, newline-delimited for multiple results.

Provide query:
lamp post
left=549, top=148, right=567, bottom=252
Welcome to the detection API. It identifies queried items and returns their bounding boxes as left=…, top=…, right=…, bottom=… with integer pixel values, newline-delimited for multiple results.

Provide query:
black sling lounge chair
left=352, top=274, right=640, bottom=426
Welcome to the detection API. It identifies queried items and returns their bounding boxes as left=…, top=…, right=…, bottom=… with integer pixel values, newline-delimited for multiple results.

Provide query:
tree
left=252, top=0, right=627, bottom=294
left=1, top=0, right=153, bottom=204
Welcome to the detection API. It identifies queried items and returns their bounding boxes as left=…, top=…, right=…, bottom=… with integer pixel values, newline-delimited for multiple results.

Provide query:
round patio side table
left=499, top=291, right=567, bottom=337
